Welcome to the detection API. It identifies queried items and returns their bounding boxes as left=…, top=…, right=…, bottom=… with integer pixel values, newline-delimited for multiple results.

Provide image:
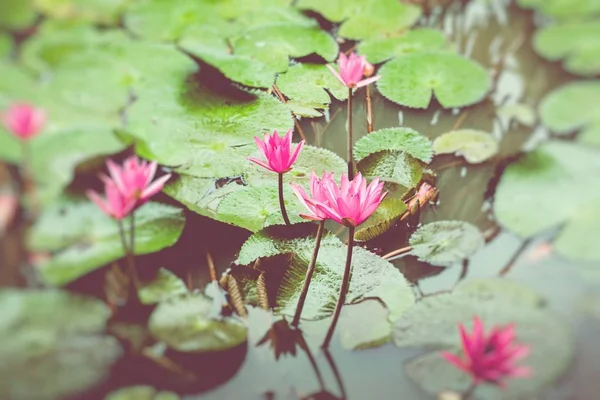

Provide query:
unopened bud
left=364, top=61, right=375, bottom=77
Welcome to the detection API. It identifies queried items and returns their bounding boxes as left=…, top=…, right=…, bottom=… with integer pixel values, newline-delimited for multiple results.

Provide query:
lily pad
left=28, top=198, right=186, bottom=286
left=376, top=52, right=491, bottom=109
left=534, top=21, right=600, bottom=77
left=409, top=221, right=485, bottom=267
left=0, top=289, right=121, bottom=400
left=338, top=300, right=392, bottom=350
left=358, top=28, right=447, bottom=64
left=539, top=81, right=600, bottom=145
left=0, top=0, right=36, bottom=30
left=35, top=0, right=130, bottom=24
left=296, top=0, right=421, bottom=40
left=497, top=103, right=537, bottom=127
left=0, top=34, right=13, bottom=58
left=433, top=129, right=499, bottom=164
left=355, top=197, right=407, bottom=242
left=516, top=0, right=600, bottom=20
left=105, top=386, right=180, bottom=400
left=357, top=150, right=424, bottom=189
left=353, top=127, right=433, bottom=163
left=494, top=140, right=600, bottom=262
left=138, top=268, right=189, bottom=305
left=148, top=292, right=247, bottom=352
left=276, top=63, right=349, bottom=117
left=393, top=279, right=573, bottom=399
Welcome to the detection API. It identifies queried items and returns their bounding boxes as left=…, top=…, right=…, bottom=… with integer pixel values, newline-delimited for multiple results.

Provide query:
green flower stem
left=347, top=87, right=355, bottom=179
left=118, top=217, right=140, bottom=291
left=278, top=173, right=291, bottom=226
left=20, top=141, right=39, bottom=216
left=322, top=225, right=355, bottom=349
left=292, top=220, right=325, bottom=327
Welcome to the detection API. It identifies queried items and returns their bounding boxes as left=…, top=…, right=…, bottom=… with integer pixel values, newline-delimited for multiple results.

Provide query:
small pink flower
left=104, top=156, right=171, bottom=206
left=441, top=316, right=532, bottom=388
left=312, top=172, right=386, bottom=227
left=290, top=171, right=335, bottom=221
left=87, top=179, right=137, bottom=220
left=327, top=52, right=381, bottom=89
left=248, top=129, right=305, bottom=174
left=2, top=103, right=46, bottom=140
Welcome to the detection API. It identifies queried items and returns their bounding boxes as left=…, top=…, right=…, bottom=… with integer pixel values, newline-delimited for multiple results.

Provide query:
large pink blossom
left=290, top=171, right=335, bottom=221
left=2, top=103, right=46, bottom=140
left=86, top=179, right=137, bottom=220
left=326, top=52, right=381, bottom=89
left=441, top=316, right=532, bottom=388
left=104, top=156, right=171, bottom=206
left=248, top=129, right=304, bottom=174
left=312, top=172, right=386, bottom=227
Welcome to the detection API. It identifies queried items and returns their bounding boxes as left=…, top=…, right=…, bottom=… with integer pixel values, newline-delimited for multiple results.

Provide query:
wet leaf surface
left=433, top=129, right=499, bottom=164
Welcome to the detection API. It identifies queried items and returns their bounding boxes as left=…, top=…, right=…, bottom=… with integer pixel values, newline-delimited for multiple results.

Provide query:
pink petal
left=326, top=64, right=348, bottom=87
left=441, top=351, right=469, bottom=373
left=141, top=174, right=171, bottom=200
left=355, top=75, right=381, bottom=88
left=106, top=159, right=127, bottom=195
left=248, top=157, right=275, bottom=173
left=86, top=189, right=113, bottom=218
left=288, top=140, right=304, bottom=168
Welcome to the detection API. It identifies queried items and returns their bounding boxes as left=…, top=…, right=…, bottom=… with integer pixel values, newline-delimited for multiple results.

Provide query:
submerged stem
left=347, top=87, right=355, bottom=179
left=278, top=173, right=291, bottom=226
left=292, top=220, right=325, bottom=327
left=322, top=225, right=355, bottom=349
left=366, top=84, right=374, bottom=133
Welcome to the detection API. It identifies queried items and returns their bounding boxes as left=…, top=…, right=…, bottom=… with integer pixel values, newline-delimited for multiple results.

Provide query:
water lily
left=327, top=52, right=381, bottom=89
left=2, top=102, right=46, bottom=140
left=441, top=316, right=531, bottom=389
left=249, top=129, right=305, bottom=226
left=86, top=179, right=137, bottom=221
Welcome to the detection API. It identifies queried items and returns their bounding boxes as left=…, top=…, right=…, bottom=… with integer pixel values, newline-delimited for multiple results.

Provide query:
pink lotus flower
left=441, top=316, right=532, bottom=388
left=312, top=172, right=386, bottom=227
left=87, top=179, right=137, bottom=220
left=290, top=171, right=335, bottom=221
left=104, top=156, right=171, bottom=205
left=2, top=103, right=46, bottom=140
left=327, top=52, right=381, bottom=89
left=248, top=129, right=305, bottom=174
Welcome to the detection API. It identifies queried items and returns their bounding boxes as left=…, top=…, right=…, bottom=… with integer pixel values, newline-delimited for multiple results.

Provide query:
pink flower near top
left=2, top=103, right=46, bottom=140
left=441, top=316, right=532, bottom=388
left=312, top=172, right=386, bottom=227
left=248, top=129, right=304, bottom=174
left=327, top=52, right=381, bottom=89
left=86, top=179, right=137, bottom=220
left=290, top=171, right=335, bottom=221
left=104, top=156, right=171, bottom=206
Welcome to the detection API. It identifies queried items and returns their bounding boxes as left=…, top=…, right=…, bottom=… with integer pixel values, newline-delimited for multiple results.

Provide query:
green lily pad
left=497, top=103, right=537, bottom=127
left=231, top=24, right=338, bottom=73
left=105, top=386, right=180, bottom=400
left=34, top=0, right=130, bottom=24
left=338, top=300, right=392, bottom=350
left=358, top=28, right=447, bottom=64
left=355, top=197, right=407, bottom=242
left=376, top=52, right=491, bottom=109
left=0, top=0, right=36, bottom=30
left=148, top=292, right=247, bottom=352
left=138, top=268, right=189, bottom=306
left=353, top=127, right=433, bottom=163
left=433, top=129, right=499, bottom=164
left=357, top=150, right=424, bottom=189
left=0, top=34, right=13, bottom=58
left=296, top=0, right=421, bottom=40
left=276, top=63, right=349, bottom=117
left=0, top=289, right=121, bottom=400
left=394, top=279, right=573, bottom=399
left=534, top=21, right=600, bottom=77
left=494, top=141, right=600, bottom=262
left=28, top=199, right=186, bottom=286
left=516, top=0, right=600, bottom=20
left=409, top=221, right=484, bottom=267
left=539, top=81, right=600, bottom=145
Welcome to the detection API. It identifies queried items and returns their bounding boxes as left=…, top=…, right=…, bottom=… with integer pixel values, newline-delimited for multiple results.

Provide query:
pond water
left=1, top=0, right=599, bottom=399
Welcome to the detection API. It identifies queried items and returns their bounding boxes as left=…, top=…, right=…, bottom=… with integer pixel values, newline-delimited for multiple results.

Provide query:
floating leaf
left=105, top=386, right=180, bottom=400
left=358, top=28, right=447, bottom=64
left=0, top=0, right=36, bottom=30
left=353, top=127, right=433, bottom=163
left=276, top=63, right=349, bottom=117
left=539, top=81, right=600, bottom=145
left=393, top=279, right=572, bottom=399
left=409, top=221, right=484, bottom=267
left=516, top=0, right=600, bottom=20
left=376, top=52, right=491, bottom=109
left=0, top=289, right=121, bottom=400
left=148, top=293, right=247, bottom=353
left=338, top=300, right=392, bottom=350
left=296, top=0, right=421, bottom=40
left=0, top=34, right=12, bottom=58
left=494, top=141, right=600, bottom=262
left=534, top=21, right=600, bottom=77
left=433, top=129, right=499, bottom=164
left=28, top=199, right=186, bottom=286
left=35, top=0, right=130, bottom=24
left=138, top=268, right=189, bottom=305
left=357, top=150, right=424, bottom=189
left=355, top=197, right=407, bottom=241
left=497, top=103, right=536, bottom=127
